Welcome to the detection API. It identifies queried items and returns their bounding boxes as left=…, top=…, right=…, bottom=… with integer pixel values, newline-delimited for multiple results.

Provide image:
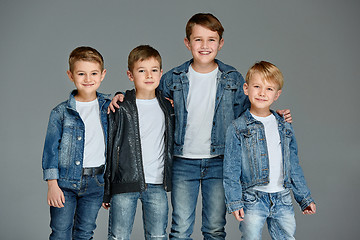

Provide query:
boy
left=108, top=13, right=291, bottom=239
left=102, top=45, right=174, bottom=240
left=42, top=46, right=110, bottom=239
left=223, top=61, right=316, bottom=239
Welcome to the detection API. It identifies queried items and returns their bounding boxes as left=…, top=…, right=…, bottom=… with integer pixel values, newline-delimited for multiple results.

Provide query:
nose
left=84, top=74, right=90, bottom=82
left=146, top=71, right=152, bottom=79
left=259, top=88, right=265, bottom=96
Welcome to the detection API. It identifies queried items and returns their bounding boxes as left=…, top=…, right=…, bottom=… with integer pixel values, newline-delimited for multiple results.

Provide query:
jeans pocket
left=95, top=174, right=105, bottom=187
left=281, top=190, right=293, bottom=206
left=243, top=190, right=257, bottom=205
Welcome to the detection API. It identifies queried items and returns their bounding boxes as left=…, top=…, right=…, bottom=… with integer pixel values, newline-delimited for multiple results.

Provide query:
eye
left=195, top=38, right=201, bottom=41
left=152, top=69, right=159, bottom=72
left=78, top=73, right=85, bottom=76
left=267, top=88, right=274, bottom=91
left=91, top=72, right=98, bottom=76
left=138, top=70, right=145, bottom=73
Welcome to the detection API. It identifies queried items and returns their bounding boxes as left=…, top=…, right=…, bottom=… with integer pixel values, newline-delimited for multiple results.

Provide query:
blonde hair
left=185, top=13, right=224, bottom=40
left=128, top=45, right=162, bottom=72
left=246, top=61, right=284, bottom=89
left=68, top=46, right=104, bottom=73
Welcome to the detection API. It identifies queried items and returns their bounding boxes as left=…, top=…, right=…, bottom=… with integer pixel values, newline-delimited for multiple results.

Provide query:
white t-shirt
left=180, top=65, right=218, bottom=158
left=76, top=99, right=106, bottom=168
left=136, top=98, right=165, bottom=184
left=251, top=113, right=285, bottom=193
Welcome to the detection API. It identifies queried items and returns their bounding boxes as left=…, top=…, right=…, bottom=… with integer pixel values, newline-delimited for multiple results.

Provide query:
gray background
left=0, top=0, right=359, bottom=239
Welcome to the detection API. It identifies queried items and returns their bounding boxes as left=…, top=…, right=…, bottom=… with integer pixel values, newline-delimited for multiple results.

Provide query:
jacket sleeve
left=42, top=109, right=63, bottom=181
left=288, top=125, right=315, bottom=211
left=157, top=71, right=172, bottom=99
left=103, top=108, right=118, bottom=203
left=233, top=71, right=251, bottom=118
left=223, top=122, right=244, bottom=213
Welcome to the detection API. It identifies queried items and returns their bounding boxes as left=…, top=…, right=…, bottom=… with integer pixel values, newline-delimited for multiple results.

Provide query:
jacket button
left=75, top=161, right=80, bottom=165
left=77, top=136, right=82, bottom=141
left=73, top=184, right=77, bottom=188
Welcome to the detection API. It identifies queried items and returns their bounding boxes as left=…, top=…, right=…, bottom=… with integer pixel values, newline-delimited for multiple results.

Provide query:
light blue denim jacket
left=223, top=109, right=314, bottom=213
left=42, top=90, right=110, bottom=190
left=158, top=59, right=250, bottom=156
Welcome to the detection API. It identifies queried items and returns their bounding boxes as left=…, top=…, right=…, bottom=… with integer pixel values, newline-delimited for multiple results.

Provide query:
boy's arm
left=287, top=125, right=315, bottom=211
left=103, top=109, right=118, bottom=204
left=42, top=109, right=62, bottom=181
left=233, top=72, right=251, bottom=118
left=107, top=92, right=124, bottom=113
left=276, top=109, right=292, bottom=123
left=223, top=123, right=244, bottom=213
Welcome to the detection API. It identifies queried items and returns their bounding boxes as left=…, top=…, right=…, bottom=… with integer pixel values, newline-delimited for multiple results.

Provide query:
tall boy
left=223, top=61, right=316, bottom=239
left=102, top=45, right=174, bottom=240
left=42, top=46, right=110, bottom=239
left=108, top=13, right=291, bottom=239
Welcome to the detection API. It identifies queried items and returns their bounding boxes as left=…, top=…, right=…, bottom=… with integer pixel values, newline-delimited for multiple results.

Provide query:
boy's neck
left=191, top=61, right=218, bottom=74
left=249, top=107, right=272, bottom=118
left=74, top=91, right=97, bottom=102
left=135, top=90, right=156, bottom=100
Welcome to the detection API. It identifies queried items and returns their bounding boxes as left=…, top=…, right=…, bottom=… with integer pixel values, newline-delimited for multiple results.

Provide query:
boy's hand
left=302, top=202, right=316, bottom=215
left=102, top=203, right=110, bottom=210
left=47, top=179, right=65, bottom=208
left=107, top=94, right=124, bottom=114
left=276, top=109, right=292, bottom=123
left=232, top=208, right=245, bottom=222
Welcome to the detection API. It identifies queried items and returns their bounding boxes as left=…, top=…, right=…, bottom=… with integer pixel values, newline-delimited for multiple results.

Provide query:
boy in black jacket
left=103, top=45, right=174, bottom=240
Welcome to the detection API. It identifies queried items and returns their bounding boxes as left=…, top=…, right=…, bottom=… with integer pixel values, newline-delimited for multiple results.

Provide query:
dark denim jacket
left=42, top=90, right=110, bottom=190
left=158, top=59, right=250, bottom=156
left=223, top=109, right=314, bottom=213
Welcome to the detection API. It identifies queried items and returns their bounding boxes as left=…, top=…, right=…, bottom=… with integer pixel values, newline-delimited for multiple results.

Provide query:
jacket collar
left=244, top=108, right=286, bottom=126
left=67, top=89, right=110, bottom=110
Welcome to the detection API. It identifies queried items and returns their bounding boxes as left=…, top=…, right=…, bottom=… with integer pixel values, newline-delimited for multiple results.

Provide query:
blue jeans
left=170, top=157, right=226, bottom=240
left=240, top=189, right=296, bottom=240
left=108, top=184, right=168, bottom=240
left=49, top=173, right=104, bottom=240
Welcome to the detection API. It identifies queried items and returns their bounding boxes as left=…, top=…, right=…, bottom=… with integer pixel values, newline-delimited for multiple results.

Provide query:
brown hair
left=185, top=13, right=224, bottom=40
left=128, top=45, right=162, bottom=72
left=68, top=46, right=104, bottom=73
left=246, top=61, right=284, bottom=89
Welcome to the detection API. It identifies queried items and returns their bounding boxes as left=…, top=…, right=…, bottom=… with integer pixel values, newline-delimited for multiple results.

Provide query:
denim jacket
left=42, top=90, right=110, bottom=190
left=158, top=59, right=250, bottom=156
left=223, top=109, right=314, bottom=213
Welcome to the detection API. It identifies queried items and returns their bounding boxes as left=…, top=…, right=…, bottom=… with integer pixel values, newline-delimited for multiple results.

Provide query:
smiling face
left=184, top=24, right=224, bottom=73
left=67, top=60, right=106, bottom=102
left=127, top=57, right=163, bottom=99
left=244, top=72, right=282, bottom=117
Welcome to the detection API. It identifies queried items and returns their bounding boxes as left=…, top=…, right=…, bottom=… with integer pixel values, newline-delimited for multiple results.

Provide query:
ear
left=160, top=69, right=163, bottom=78
left=100, top=69, right=107, bottom=82
left=184, top=37, right=191, bottom=50
left=67, top=70, right=74, bottom=82
left=274, top=89, right=282, bottom=101
left=127, top=70, right=134, bottom=82
left=218, top=38, right=224, bottom=51
left=243, top=83, right=249, bottom=96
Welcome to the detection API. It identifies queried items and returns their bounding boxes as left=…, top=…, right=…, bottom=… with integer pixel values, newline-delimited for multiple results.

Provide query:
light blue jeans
left=49, top=173, right=104, bottom=240
left=170, top=157, right=226, bottom=240
left=108, top=184, right=168, bottom=240
left=240, top=189, right=296, bottom=240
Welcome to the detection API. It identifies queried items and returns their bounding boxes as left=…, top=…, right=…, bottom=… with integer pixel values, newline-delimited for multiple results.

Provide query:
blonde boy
left=223, top=61, right=316, bottom=239
left=42, top=46, right=110, bottom=239
left=103, top=45, right=174, bottom=240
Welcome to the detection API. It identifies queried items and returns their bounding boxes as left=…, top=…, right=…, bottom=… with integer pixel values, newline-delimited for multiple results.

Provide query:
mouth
left=144, top=81, right=154, bottom=84
left=199, top=51, right=211, bottom=55
left=82, top=83, right=95, bottom=87
left=255, top=98, right=267, bottom=102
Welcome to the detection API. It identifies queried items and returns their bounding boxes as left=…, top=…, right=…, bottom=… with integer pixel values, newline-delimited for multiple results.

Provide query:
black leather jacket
left=103, top=89, right=174, bottom=203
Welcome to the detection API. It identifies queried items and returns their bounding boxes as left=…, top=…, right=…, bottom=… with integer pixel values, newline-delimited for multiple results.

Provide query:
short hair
left=68, top=46, right=104, bottom=73
left=128, top=45, right=162, bottom=72
left=246, top=61, right=284, bottom=89
left=186, top=13, right=224, bottom=40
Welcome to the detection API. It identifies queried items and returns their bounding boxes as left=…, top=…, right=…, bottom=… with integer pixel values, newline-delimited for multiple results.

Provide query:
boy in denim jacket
left=42, top=46, right=110, bottom=239
left=109, top=14, right=291, bottom=239
left=223, top=61, right=316, bottom=239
